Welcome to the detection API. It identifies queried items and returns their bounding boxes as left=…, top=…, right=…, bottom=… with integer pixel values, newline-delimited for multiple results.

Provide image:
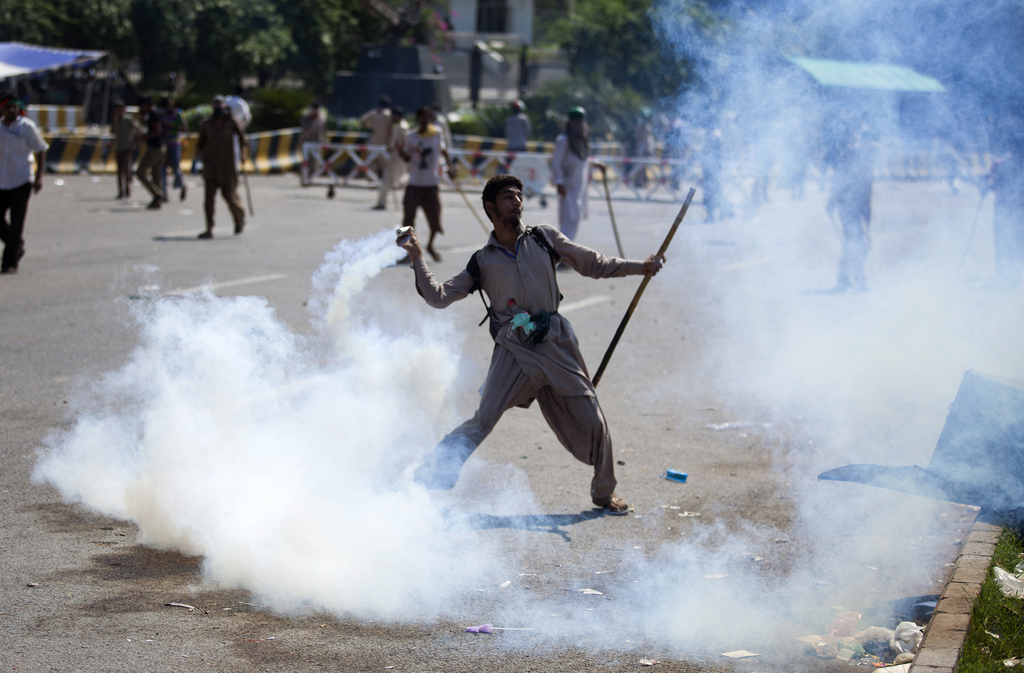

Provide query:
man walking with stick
left=194, top=97, right=248, bottom=239
left=398, top=174, right=665, bottom=515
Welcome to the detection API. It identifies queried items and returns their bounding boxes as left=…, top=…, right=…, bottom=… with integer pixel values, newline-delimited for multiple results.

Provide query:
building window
left=477, top=0, right=508, bottom=33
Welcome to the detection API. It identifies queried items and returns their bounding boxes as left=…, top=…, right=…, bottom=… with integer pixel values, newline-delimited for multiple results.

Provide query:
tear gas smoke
left=33, top=230, right=514, bottom=619
left=30, top=0, right=1024, bottom=657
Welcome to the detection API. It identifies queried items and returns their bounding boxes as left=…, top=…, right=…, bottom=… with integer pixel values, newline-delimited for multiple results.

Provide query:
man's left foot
left=427, top=246, right=442, bottom=262
left=234, top=220, right=245, bottom=235
left=596, top=494, right=630, bottom=516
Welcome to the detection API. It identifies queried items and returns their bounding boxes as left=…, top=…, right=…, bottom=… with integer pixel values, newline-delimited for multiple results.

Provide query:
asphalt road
left=0, top=173, right=1000, bottom=671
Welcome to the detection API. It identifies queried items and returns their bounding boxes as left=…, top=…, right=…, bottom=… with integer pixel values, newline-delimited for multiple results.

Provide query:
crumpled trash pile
left=799, top=610, right=924, bottom=666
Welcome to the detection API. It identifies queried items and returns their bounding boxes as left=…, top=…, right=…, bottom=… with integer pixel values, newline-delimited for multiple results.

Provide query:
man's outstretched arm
left=397, top=229, right=474, bottom=308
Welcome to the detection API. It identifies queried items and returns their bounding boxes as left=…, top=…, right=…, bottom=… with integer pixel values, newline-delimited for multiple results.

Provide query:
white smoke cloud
left=33, top=230, right=522, bottom=620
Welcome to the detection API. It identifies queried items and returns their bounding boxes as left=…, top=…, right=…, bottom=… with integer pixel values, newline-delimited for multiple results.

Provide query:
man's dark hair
left=481, top=174, right=524, bottom=222
left=378, top=95, right=391, bottom=108
left=138, top=96, right=152, bottom=106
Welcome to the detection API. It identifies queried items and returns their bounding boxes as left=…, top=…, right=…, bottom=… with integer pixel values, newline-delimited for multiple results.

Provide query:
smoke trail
left=33, top=229, right=515, bottom=619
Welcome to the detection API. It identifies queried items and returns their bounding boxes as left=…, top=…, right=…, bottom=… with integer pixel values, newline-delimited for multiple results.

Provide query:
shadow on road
left=457, top=510, right=606, bottom=542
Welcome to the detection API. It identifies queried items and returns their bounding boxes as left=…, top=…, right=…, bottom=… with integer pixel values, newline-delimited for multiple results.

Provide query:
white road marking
left=165, top=273, right=288, bottom=296
left=559, top=295, right=612, bottom=313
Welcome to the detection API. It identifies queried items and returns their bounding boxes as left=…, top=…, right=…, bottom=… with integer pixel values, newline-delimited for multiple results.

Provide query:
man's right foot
left=197, top=231, right=213, bottom=239
left=146, top=197, right=162, bottom=210
left=596, top=494, right=630, bottom=516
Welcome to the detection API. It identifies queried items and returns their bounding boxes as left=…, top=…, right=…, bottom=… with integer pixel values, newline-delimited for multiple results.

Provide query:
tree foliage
left=556, top=0, right=696, bottom=102
left=0, top=0, right=429, bottom=96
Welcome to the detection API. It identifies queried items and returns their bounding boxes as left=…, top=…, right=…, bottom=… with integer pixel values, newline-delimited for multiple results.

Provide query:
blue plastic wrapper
left=663, top=469, right=688, bottom=483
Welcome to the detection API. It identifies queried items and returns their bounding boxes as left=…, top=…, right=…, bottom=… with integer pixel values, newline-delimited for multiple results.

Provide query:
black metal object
left=819, top=370, right=1024, bottom=531
left=330, top=45, right=452, bottom=118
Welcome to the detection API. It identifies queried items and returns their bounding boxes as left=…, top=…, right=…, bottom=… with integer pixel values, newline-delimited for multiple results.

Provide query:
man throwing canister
left=398, top=174, right=664, bottom=515
left=0, top=91, right=47, bottom=274
left=194, top=97, right=248, bottom=239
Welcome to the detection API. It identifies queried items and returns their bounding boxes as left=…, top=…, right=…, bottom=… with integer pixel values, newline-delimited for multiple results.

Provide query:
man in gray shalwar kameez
left=398, top=174, right=664, bottom=515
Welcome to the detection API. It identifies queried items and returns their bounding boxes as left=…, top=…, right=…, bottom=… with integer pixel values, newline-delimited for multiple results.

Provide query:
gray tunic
left=412, top=224, right=643, bottom=398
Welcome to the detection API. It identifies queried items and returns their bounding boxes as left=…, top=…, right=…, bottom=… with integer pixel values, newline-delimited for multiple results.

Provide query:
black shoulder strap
left=466, top=250, right=482, bottom=294
left=526, top=225, right=561, bottom=267
left=465, top=250, right=497, bottom=333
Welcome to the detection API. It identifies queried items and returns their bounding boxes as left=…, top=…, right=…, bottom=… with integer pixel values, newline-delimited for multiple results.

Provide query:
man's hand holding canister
left=396, top=226, right=423, bottom=261
left=643, top=253, right=665, bottom=277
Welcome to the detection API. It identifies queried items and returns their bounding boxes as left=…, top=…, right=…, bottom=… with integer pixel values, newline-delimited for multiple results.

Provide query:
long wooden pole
left=592, top=187, right=696, bottom=388
left=602, top=172, right=625, bottom=257
left=453, top=179, right=491, bottom=233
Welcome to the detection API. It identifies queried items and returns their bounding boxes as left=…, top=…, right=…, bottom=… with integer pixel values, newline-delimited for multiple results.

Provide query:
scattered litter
left=579, top=588, right=604, bottom=595
left=891, top=622, right=924, bottom=654
left=386, top=667, right=395, bottom=670
left=663, top=469, right=688, bottom=483
left=678, top=511, right=701, bottom=517
left=722, top=650, right=759, bottom=658
left=987, top=630, right=1002, bottom=639
left=594, top=570, right=613, bottom=574
left=879, top=664, right=911, bottom=673
left=165, top=603, right=197, bottom=612
left=1005, top=658, right=1021, bottom=667
left=244, top=636, right=275, bottom=642
left=465, top=624, right=493, bottom=634
left=639, top=659, right=659, bottom=666
left=91, top=176, right=101, bottom=183
left=829, top=611, right=862, bottom=637
left=706, top=422, right=771, bottom=431
left=519, top=573, right=537, bottom=577
left=743, top=554, right=764, bottom=562
left=26, top=582, right=39, bottom=587
left=703, top=573, right=728, bottom=579
left=994, top=563, right=1024, bottom=598
left=865, top=565, right=879, bottom=571
left=53, top=179, right=65, bottom=186
left=500, top=581, right=511, bottom=588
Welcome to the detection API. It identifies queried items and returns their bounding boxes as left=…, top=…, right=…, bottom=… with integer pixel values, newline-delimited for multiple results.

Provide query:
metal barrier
left=300, top=142, right=697, bottom=202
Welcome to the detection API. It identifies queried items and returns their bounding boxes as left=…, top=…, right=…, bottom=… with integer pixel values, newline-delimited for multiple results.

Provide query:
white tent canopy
left=0, top=41, right=107, bottom=79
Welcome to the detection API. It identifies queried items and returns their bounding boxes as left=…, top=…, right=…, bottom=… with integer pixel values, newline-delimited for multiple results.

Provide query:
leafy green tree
left=556, top=0, right=694, bottom=102
left=130, top=0, right=202, bottom=90
left=0, top=0, right=57, bottom=45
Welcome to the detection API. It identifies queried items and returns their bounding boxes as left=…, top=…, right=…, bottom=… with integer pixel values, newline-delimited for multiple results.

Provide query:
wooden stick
left=241, top=162, right=255, bottom=216
left=602, top=172, right=625, bottom=257
left=592, top=188, right=696, bottom=388
left=453, top=179, right=491, bottom=233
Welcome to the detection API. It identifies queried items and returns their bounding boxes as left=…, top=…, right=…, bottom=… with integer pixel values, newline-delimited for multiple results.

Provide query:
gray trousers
left=416, top=347, right=618, bottom=504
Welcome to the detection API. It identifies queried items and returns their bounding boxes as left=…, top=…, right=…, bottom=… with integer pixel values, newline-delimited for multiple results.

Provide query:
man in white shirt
left=398, top=106, right=456, bottom=262
left=0, top=91, right=48, bottom=274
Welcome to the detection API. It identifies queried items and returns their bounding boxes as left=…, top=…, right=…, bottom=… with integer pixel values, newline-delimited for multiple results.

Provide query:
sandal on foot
left=597, top=494, right=630, bottom=516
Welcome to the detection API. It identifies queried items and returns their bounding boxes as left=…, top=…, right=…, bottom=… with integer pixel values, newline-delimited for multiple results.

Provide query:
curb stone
left=909, top=520, right=1003, bottom=673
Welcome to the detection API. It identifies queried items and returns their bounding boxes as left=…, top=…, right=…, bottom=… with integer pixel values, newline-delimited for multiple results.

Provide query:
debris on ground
left=722, top=650, right=759, bottom=658
left=663, top=470, right=688, bottom=483
left=994, top=562, right=1024, bottom=598
left=799, top=611, right=924, bottom=666
left=579, top=588, right=604, bottom=595
left=165, top=602, right=197, bottom=612
left=639, top=659, right=659, bottom=666
left=465, top=624, right=493, bottom=634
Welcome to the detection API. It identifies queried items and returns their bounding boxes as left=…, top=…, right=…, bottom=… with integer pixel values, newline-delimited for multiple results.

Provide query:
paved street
left=0, top=173, right=1007, bottom=671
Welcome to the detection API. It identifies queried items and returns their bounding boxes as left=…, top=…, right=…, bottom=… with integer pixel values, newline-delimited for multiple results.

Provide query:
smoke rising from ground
left=33, top=230, right=518, bottom=620
left=28, top=1, right=1024, bottom=658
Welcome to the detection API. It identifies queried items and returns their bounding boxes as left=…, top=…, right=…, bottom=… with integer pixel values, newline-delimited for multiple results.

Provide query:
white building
left=448, top=0, right=535, bottom=45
